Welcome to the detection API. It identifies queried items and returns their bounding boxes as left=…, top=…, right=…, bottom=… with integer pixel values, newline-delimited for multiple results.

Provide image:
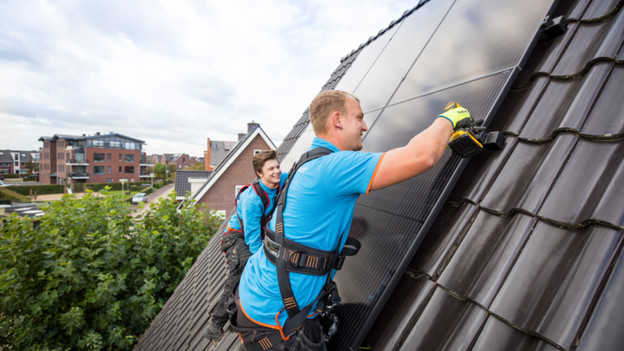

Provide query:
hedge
left=0, top=187, right=32, bottom=202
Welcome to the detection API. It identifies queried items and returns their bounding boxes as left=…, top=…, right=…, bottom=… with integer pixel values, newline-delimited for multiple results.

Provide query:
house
left=204, top=138, right=238, bottom=171
left=135, top=1, right=624, bottom=350
left=174, top=170, right=212, bottom=201
left=148, top=153, right=199, bottom=170
left=186, top=122, right=276, bottom=218
left=38, top=132, right=153, bottom=185
left=0, top=150, right=39, bottom=176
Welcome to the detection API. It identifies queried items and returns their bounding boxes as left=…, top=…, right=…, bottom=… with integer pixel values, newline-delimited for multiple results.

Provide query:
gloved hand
left=438, top=102, right=472, bottom=129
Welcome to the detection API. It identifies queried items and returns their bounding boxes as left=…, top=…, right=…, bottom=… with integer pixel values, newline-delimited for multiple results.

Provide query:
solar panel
left=319, top=0, right=557, bottom=348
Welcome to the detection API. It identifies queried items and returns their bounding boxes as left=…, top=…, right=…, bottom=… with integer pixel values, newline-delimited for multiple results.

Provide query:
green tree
left=0, top=189, right=221, bottom=350
left=153, top=163, right=166, bottom=179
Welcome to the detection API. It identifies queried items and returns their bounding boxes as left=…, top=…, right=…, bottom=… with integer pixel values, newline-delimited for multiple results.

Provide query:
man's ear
left=331, top=111, right=342, bottom=129
left=256, top=170, right=263, bottom=178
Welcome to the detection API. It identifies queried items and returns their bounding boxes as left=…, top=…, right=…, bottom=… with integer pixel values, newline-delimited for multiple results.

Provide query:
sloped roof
left=174, top=170, right=212, bottom=199
left=189, top=125, right=276, bottom=203
left=135, top=1, right=624, bottom=350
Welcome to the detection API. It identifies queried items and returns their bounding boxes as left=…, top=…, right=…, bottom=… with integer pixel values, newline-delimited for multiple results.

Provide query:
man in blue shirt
left=236, top=90, right=472, bottom=350
left=204, top=150, right=288, bottom=341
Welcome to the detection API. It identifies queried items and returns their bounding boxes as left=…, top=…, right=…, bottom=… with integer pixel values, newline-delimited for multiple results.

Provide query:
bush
left=0, top=187, right=31, bottom=202
left=0, top=190, right=222, bottom=350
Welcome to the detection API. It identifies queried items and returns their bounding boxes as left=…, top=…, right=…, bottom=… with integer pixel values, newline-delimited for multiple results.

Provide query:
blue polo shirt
left=238, top=137, right=384, bottom=328
left=226, top=173, right=288, bottom=254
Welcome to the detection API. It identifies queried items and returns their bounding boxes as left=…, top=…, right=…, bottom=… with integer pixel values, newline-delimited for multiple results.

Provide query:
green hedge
left=0, top=187, right=31, bottom=202
left=11, top=184, right=64, bottom=196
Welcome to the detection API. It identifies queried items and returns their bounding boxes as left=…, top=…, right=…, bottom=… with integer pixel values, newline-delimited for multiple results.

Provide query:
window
left=94, top=153, right=105, bottom=162
left=94, top=166, right=105, bottom=175
left=57, top=152, right=64, bottom=160
left=110, top=141, right=121, bottom=148
left=235, top=185, right=244, bottom=196
left=107, top=166, right=111, bottom=174
left=124, top=166, right=134, bottom=174
left=253, top=149, right=263, bottom=155
left=58, top=165, right=65, bottom=172
left=107, top=178, right=112, bottom=183
left=107, top=153, right=111, bottom=162
left=93, top=140, right=104, bottom=147
left=125, top=142, right=136, bottom=150
left=119, top=154, right=122, bottom=162
left=125, top=154, right=135, bottom=163
left=118, top=166, right=122, bottom=173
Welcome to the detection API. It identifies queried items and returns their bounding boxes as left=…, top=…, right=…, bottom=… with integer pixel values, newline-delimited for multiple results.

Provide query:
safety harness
left=244, top=147, right=361, bottom=350
left=222, top=179, right=280, bottom=250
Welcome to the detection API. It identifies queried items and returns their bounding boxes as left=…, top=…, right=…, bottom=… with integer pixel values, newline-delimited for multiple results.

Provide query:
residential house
left=204, top=138, right=238, bottom=171
left=174, top=170, right=212, bottom=201
left=188, top=122, right=276, bottom=218
left=136, top=1, right=624, bottom=350
left=0, top=149, right=39, bottom=176
left=38, top=132, right=153, bottom=185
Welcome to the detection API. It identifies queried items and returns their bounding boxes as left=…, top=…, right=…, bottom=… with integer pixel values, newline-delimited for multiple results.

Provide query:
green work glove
left=438, top=102, right=472, bottom=129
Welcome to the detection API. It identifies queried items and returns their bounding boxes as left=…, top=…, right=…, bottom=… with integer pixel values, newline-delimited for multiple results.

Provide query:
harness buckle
left=333, top=255, right=346, bottom=270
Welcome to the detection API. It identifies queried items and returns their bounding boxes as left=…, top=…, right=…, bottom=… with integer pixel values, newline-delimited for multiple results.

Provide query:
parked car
left=132, top=193, right=148, bottom=204
left=23, top=174, right=38, bottom=181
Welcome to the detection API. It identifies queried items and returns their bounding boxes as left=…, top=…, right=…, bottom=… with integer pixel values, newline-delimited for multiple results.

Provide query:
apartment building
left=38, top=132, right=153, bottom=185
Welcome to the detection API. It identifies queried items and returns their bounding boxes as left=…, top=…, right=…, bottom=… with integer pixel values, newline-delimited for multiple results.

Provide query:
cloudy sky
left=0, top=0, right=410, bottom=156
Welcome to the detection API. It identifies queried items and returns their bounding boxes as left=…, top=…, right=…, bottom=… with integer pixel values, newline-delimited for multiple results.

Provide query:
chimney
left=247, top=120, right=259, bottom=133
left=205, top=138, right=212, bottom=171
left=238, top=133, right=246, bottom=141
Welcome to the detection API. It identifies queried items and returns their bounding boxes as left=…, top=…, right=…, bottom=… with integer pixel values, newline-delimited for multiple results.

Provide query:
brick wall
left=197, top=134, right=271, bottom=218
left=86, top=148, right=142, bottom=183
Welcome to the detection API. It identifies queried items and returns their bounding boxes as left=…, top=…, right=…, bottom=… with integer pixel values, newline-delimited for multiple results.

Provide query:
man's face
left=341, top=96, right=368, bottom=151
left=258, top=159, right=281, bottom=187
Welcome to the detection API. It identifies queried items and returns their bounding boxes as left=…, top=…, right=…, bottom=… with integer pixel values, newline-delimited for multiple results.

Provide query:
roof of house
left=188, top=124, right=276, bottom=204
left=135, top=1, right=624, bottom=350
left=38, top=132, right=145, bottom=144
left=0, top=150, right=38, bottom=163
left=209, top=140, right=238, bottom=167
left=174, top=170, right=212, bottom=199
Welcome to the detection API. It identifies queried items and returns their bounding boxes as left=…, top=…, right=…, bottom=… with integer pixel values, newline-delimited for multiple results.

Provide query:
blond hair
left=309, top=90, right=359, bottom=134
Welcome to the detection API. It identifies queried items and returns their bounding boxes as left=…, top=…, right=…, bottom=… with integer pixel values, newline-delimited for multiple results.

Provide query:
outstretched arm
left=370, top=105, right=471, bottom=191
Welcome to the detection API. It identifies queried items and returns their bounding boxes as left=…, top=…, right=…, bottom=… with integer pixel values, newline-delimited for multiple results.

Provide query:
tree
left=0, top=189, right=222, bottom=350
left=153, top=163, right=166, bottom=179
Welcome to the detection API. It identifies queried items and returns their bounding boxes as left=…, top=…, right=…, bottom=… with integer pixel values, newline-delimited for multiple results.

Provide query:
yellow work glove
left=437, top=102, right=472, bottom=129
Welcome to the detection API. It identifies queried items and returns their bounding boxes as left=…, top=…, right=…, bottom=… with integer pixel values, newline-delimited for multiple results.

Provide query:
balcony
left=69, top=172, right=90, bottom=180
left=66, top=159, right=89, bottom=166
left=139, top=172, right=155, bottom=178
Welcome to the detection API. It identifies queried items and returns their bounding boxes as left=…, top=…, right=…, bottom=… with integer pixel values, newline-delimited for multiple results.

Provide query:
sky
left=0, top=0, right=411, bottom=157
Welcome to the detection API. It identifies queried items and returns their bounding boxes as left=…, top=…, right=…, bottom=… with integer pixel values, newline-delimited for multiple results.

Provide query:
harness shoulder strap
left=272, top=147, right=334, bottom=334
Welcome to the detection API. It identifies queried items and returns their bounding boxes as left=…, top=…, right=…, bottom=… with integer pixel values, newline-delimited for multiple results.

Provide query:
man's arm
left=370, top=118, right=453, bottom=191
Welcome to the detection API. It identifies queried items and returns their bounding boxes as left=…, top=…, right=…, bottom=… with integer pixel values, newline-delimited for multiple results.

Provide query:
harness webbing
left=234, top=178, right=279, bottom=239
left=272, top=147, right=334, bottom=338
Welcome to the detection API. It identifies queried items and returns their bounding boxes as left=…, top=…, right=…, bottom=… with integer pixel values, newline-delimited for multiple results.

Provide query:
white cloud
left=0, top=0, right=411, bottom=156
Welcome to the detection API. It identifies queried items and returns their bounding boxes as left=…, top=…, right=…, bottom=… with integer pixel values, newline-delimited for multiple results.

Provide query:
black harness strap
left=258, top=147, right=361, bottom=341
left=234, top=179, right=280, bottom=239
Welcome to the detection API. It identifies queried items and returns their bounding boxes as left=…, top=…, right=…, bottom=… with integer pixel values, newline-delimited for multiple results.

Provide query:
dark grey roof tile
left=473, top=316, right=561, bottom=351
left=408, top=203, right=478, bottom=278
left=400, top=287, right=488, bottom=350
left=481, top=134, right=577, bottom=214
left=490, top=223, right=621, bottom=347
left=538, top=138, right=624, bottom=227
left=580, top=65, right=624, bottom=136
left=363, top=274, right=433, bottom=348
left=438, top=212, right=535, bottom=306
left=575, top=248, right=624, bottom=350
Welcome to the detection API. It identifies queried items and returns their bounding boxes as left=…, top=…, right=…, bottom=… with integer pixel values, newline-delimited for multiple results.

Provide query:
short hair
left=252, top=150, right=278, bottom=177
left=309, top=90, right=360, bottom=135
